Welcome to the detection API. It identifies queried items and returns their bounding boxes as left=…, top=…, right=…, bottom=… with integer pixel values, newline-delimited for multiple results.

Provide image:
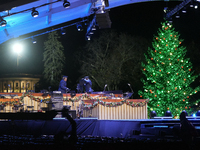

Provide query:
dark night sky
left=0, top=1, right=200, bottom=89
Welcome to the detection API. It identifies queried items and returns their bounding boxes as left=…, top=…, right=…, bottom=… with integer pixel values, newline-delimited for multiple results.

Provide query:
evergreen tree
left=138, top=21, right=200, bottom=118
left=43, top=31, right=65, bottom=88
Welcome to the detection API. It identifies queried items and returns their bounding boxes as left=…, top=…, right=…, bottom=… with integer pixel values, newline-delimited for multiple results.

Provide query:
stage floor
left=0, top=118, right=200, bottom=139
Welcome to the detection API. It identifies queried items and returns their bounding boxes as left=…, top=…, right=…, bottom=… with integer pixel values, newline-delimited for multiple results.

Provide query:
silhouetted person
left=180, top=111, right=198, bottom=150
left=62, top=107, right=77, bottom=144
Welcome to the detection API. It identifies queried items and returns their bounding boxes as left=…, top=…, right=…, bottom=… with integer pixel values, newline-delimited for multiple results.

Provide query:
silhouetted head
left=180, top=111, right=186, bottom=121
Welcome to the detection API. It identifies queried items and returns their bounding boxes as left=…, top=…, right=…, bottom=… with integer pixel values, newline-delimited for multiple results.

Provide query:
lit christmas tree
left=138, top=21, right=200, bottom=118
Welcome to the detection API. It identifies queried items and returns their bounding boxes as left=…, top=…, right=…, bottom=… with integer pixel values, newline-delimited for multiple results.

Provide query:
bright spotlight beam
left=13, top=43, right=23, bottom=54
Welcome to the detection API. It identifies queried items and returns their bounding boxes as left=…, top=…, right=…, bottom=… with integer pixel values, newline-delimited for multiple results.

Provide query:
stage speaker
left=96, top=11, right=111, bottom=29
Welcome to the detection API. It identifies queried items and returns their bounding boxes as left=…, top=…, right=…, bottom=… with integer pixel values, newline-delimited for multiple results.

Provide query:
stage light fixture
left=76, top=23, right=83, bottom=31
left=31, top=37, right=37, bottom=44
left=175, top=12, right=180, bottom=18
left=60, top=27, right=66, bottom=35
left=165, top=110, right=172, bottom=117
left=92, top=26, right=96, bottom=31
left=150, top=111, right=157, bottom=119
left=86, top=35, right=91, bottom=41
left=63, top=0, right=70, bottom=8
left=194, top=3, right=198, bottom=9
left=190, top=2, right=194, bottom=7
left=31, top=8, right=39, bottom=17
left=182, top=7, right=187, bottom=13
left=0, top=16, right=7, bottom=27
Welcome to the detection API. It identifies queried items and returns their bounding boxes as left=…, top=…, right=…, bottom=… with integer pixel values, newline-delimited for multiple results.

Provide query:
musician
left=58, top=75, right=70, bottom=93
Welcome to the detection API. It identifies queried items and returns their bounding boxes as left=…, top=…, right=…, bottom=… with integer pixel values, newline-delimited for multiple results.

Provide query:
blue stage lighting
left=165, top=110, right=172, bottom=117
left=196, top=110, right=200, bottom=116
left=150, top=110, right=157, bottom=119
left=193, top=114, right=196, bottom=117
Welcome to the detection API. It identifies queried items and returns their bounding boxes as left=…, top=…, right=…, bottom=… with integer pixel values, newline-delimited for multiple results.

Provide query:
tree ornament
left=151, top=58, right=153, bottom=60
left=177, top=59, right=179, bottom=61
left=140, top=95, right=142, bottom=97
left=155, top=50, right=157, bottom=52
left=183, top=99, right=185, bottom=102
left=166, top=44, right=168, bottom=46
left=187, top=96, right=189, bottom=98
left=159, top=52, right=161, bottom=54
left=175, top=48, right=177, bottom=50
left=170, top=35, right=172, bottom=37
left=157, top=104, right=159, bottom=107
left=168, top=58, right=170, bottom=60
left=181, top=66, right=183, bottom=68
left=143, top=68, right=146, bottom=71
left=189, top=69, right=191, bottom=71
left=184, top=79, right=186, bottom=81
left=179, top=42, right=181, bottom=44
left=159, top=70, right=161, bottom=72
left=156, top=37, right=158, bottom=40
left=176, top=73, right=178, bottom=75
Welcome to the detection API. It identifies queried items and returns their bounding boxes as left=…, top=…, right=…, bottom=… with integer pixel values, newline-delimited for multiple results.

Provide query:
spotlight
left=182, top=7, right=187, bottom=13
left=86, top=35, right=90, bottom=41
left=13, top=43, right=23, bottom=54
left=92, top=26, right=96, bottom=31
left=165, top=110, right=172, bottom=117
left=63, top=0, right=70, bottom=8
left=190, top=2, right=194, bottom=7
left=31, top=37, right=37, bottom=44
left=168, top=17, right=173, bottom=24
left=60, top=27, right=66, bottom=35
left=175, top=12, right=180, bottom=18
left=0, top=16, right=7, bottom=27
left=194, top=3, right=198, bottom=9
left=31, top=8, right=39, bottom=17
left=76, top=23, right=83, bottom=31
left=150, top=110, right=157, bottom=119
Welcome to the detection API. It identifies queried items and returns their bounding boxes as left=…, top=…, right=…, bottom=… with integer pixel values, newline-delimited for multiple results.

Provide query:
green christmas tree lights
left=138, top=21, right=200, bottom=118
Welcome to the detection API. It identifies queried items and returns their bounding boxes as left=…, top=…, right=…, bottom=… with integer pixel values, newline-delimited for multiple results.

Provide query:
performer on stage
left=58, top=75, right=70, bottom=93
left=84, top=76, right=93, bottom=93
left=76, top=76, right=93, bottom=93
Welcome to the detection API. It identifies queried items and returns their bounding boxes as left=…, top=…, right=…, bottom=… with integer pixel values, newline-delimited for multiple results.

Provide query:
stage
left=1, top=118, right=200, bottom=139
